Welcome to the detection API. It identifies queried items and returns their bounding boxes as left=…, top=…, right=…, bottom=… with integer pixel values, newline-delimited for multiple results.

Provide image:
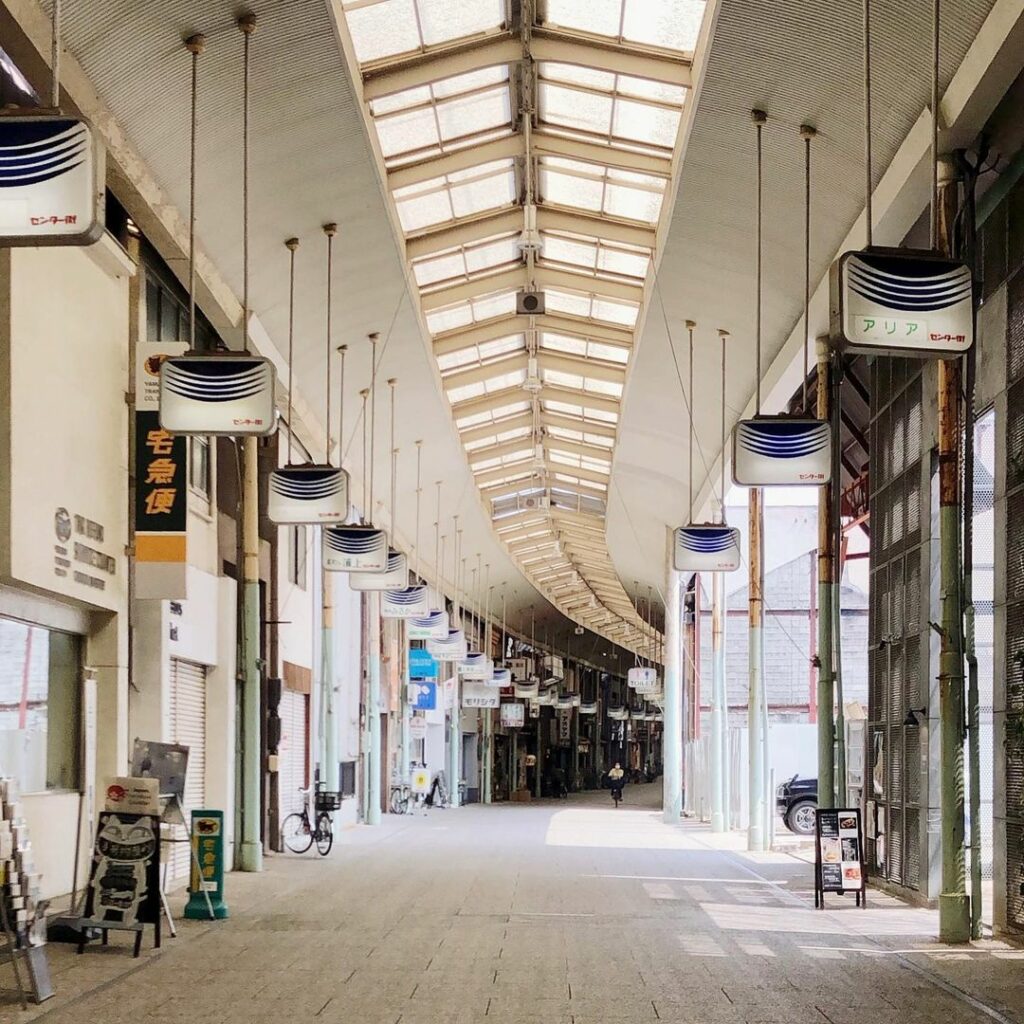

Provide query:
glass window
left=0, top=618, right=82, bottom=793
left=288, top=526, right=308, bottom=590
left=189, top=436, right=211, bottom=499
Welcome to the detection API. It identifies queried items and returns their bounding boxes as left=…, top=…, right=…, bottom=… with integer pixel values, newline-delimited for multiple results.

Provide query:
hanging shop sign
left=607, top=706, right=629, bottom=720
left=349, top=549, right=408, bottom=591
left=814, top=808, right=867, bottom=908
left=458, top=651, right=493, bottom=681
left=536, top=687, right=558, bottom=706
left=408, top=715, right=428, bottom=740
left=558, top=709, right=571, bottom=741
left=104, top=777, right=160, bottom=816
left=268, top=464, right=349, bottom=525
left=514, top=680, right=539, bottom=699
left=410, top=766, right=431, bottom=793
left=408, top=646, right=438, bottom=680
left=381, top=585, right=430, bottom=619
left=500, top=702, right=525, bottom=727
left=627, top=666, right=659, bottom=693
left=579, top=701, right=597, bottom=715
left=507, top=657, right=531, bottom=681
left=80, top=811, right=161, bottom=935
left=528, top=699, right=540, bottom=718
left=427, top=628, right=468, bottom=662
left=489, top=666, right=512, bottom=688
left=731, top=418, right=831, bottom=486
left=323, top=525, right=388, bottom=572
left=407, top=608, right=449, bottom=640
left=407, top=681, right=437, bottom=711
left=830, top=247, right=973, bottom=358
left=462, top=682, right=500, bottom=709
left=541, top=655, right=564, bottom=683
left=673, top=524, right=741, bottom=573
left=159, top=355, right=276, bottom=436
left=184, top=809, right=228, bottom=920
left=134, top=411, right=187, bottom=600
left=556, top=694, right=574, bottom=710
left=0, top=114, right=105, bottom=246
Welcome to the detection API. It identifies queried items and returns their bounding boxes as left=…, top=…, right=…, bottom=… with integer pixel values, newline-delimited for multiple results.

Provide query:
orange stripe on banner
left=136, top=533, right=187, bottom=562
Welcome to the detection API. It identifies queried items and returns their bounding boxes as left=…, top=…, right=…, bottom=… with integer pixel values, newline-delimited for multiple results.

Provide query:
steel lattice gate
left=867, top=360, right=925, bottom=890
left=1004, top=266, right=1024, bottom=926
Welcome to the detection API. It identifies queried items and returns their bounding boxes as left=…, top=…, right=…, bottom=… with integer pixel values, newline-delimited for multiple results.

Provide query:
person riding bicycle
left=608, top=763, right=626, bottom=805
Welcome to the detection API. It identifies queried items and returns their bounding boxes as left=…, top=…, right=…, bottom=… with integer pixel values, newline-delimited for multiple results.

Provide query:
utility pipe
left=663, top=527, right=683, bottom=824
left=367, top=592, right=382, bottom=825
left=816, top=337, right=836, bottom=810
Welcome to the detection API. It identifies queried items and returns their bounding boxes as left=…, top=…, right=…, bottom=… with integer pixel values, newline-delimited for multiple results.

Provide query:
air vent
left=517, top=289, right=545, bottom=315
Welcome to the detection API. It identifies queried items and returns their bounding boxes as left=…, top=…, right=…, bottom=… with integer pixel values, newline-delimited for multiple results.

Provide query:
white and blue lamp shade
left=458, top=651, right=493, bottom=681
left=673, top=524, right=741, bottom=573
left=608, top=706, right=629, bottom=721
left=427, top=628, right=468, bottom=662
left=323, top=525, right=388, bottom=573
left=349, top=549, right=409, bottom=592
left=0, top=114, right=104, bottom=246
left=579, top=701, right=598, bottom=715
left=732, top=417, right=832, bottom=487
left=268, top=464, right=349, bottom=525
left=407, top=608, right=450, bottom=640
left=159, top=354, right=277, bottom=436
left=514, top=680, right=540, bottom=699
left=832, top=248, right=974, bottom=358
left=489, top=666, right=512, bottom=688
left=380, top=585, right=430, bottom=619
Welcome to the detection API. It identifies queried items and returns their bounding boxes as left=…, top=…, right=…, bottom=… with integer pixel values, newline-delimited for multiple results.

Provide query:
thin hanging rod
left=50, top=0, right=60, bottom=109
left=324, top=223, right=337, bottom=463
left=800, top=125, right=816, bottom=414
left=388, top=377, right=397, bottom=543
left=864, top=0, right=873, bottom=248
left=435, top=481, right=442, bottom=586
left=718, top=329, right=729, bottom=524
left=686, top=319, right=696, bottom=522
left=752, top=108, right=766, bottom=417
left=414, top=440, right=423, bottom=579
left=337, top=344, right=347, bottom=468
left=359, top=388, right=369, bottom=518
left=239, top=15, right=255, bottom=353
left=368, top=332, right=380, bottom=521
left=285, top=237, right=299, bottom=465
left=930, top=0, right=940, bottom=250
left=184, top=34, right=205, bottom=354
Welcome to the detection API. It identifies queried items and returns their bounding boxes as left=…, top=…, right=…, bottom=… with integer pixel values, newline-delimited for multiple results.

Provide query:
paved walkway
left=5, top=784, right=1023, bottom=1023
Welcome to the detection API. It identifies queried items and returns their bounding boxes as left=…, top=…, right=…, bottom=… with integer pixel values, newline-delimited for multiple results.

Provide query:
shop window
left=288, top=526, right=307, bottom=590
left=143, top=268, right=216, bottom=351
left=189, top=435, right=212, bottom=500
left=0, top=618, right=82, bottom=793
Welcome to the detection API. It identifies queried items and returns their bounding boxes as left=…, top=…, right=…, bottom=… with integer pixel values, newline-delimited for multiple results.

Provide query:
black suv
left=776, top=775, right=817, bottom=835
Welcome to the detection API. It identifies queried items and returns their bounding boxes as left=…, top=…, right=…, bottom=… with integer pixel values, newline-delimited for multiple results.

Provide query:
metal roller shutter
left=169, top=658, right=207, bottom=880
left=278, top=690, right=308, bottom=818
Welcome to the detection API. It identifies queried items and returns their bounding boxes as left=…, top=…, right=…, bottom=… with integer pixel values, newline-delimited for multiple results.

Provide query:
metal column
left=367, top=592, right=382, bottom=825
left=663, top=529, right=683, bottom=824
left=239, top=436, right=263, bottom=871
left=816, top=338, right=836, bottom=810
left=711, top=571, right=728, bottom=832
left=747, top=487, right=767, bottom=851
left=447, top=659, right=461, bottom=807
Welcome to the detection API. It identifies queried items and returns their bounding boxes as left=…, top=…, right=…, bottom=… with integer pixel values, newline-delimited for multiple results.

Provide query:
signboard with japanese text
left=0, top=114, right=105, bottom=246
left=462, top=682, right=500, bottom=709
left=814, top=808, right=866, bottom=908
left=830, top=248, right=973, bottom=357
left=185, top=809, right=228, bottom=920
left=134, top=411, right=187, bottom=599
left=407, top=681, right=437, bottom=710
left=159, top=355, right=277, bottom=436
left=81, top=811, right=161, bottom=931
left=137, top=339, right=187, bottom=410
left=732, top=418, right=832, bottom=487
left=408, top=647, right=439, bottom=680
left=104, top=777, right=159, bottom=816
left=500, top=703, right=525, bottom=728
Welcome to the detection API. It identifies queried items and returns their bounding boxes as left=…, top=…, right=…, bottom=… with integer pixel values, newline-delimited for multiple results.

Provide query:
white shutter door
left=169, top=658, right=207, bottom=880
left=278, top=690, right=308, bottom=817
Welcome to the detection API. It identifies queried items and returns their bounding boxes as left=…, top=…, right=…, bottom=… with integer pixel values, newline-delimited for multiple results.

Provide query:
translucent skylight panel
left=604, top=181, right=663, bottom=222
left=450, top=163, right=516, bottom=219
left=414, top=234, right=520, bottom=289
left=539, top=165, right=603, bottom=213
left=621, top=0, right=706, bottom=53
left=414, top=251, right=466, bottom=288
left=370, top=85, right=431, bottom=117
left=542, top=235, right=598, bottom=272
left=592, top=297, right=638, bottom=326
left=456, top=400, right=529, bottom=428
left=395, top=187, right=454, bottom=233
left=541, top=0, right=623, bottom=38
left=432, top=66, right=508, bottom=100
left=470, top=289, right=517, bottom=322
left=539, top=82, right=611, bottom=137
left=541, top=332, right=587, bottom=357
left=435, top=86, right=511, bottom=144
left=545, top=368, right=585, bottom=390
left=588, top=341, right=630, bottom=364
left=611, top=97, right=681, bottom=148
left=465, top=236, right=520, bottom=275
left=545, top=289, right=591, bottom=319
left=344, top=0, right=504, bottom=64
left=587, top=377, right=624, bottom=397
left=448, top=380, right=487, bottom=403
left=539, top=157, right=665, bottom=223
left=394, top=160, right=515, bottom=233
left=426, top=303, right=473, bottom=335
left=598, top=246, right=650, bottom=279
left=546, top=289, right=639, bottom=327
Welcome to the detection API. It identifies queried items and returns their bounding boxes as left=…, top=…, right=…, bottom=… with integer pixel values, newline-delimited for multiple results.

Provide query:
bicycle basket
left=315, top=790, right=342, bottom=812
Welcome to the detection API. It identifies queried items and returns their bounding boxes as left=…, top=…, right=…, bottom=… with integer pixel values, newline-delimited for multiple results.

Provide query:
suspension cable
left=324, top=223, right=337, bottom=462
left=718, top=329, right=729, bottom=523
left=185, top=34, right=205, bottom=354
left=285, top=237, right=298, bottom=465
left=752, top=109, right=766, bottom=416
left=801, top=124, right=815, bottom=413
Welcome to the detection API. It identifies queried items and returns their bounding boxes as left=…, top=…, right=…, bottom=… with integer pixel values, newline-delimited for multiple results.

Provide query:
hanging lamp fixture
left=269, top=224, right=349, bottom=523
left=160, top=26, right=276, bottom=437
left=0, top=0, right=104, bottom=246
left=674, top=322, right=741, bottom=571
left=407, top=477, right=448, bottom=636
left=731, top=111, right=831, bottom=486
left=427, top=513, right=466, bottom=660
left=324, top=334, right=388, bottom=571
left=831, top=0, right=972, bottom=357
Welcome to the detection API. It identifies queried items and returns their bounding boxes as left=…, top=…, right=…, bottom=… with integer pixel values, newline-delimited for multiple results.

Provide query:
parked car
left=776, top=775, right=817, bottom=835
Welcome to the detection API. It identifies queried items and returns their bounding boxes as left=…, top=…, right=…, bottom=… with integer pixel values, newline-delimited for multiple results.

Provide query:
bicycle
left=389, top=777, right=412, bottom=815
left=282, top=782, right=339, bottom=855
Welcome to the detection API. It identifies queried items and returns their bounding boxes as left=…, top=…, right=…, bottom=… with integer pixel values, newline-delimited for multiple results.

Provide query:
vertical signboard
left=814, top=808, right=867, bottom=908
left=134, top=411, right=187, bottom=599
left=185, top=809, right=228, bottom=920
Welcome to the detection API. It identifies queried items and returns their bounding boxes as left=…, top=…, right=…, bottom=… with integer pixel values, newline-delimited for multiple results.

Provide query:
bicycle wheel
left=282, top=812, right=313, bottom=854
left=315, top=813, right=333, bottom=856
left=390, top=788, right=408, bottom=815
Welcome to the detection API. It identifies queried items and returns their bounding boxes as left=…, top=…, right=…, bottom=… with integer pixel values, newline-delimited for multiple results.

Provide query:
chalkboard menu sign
left=814, top=807, right=867, bottom=908
left=78, top=812, right=162, bottom=956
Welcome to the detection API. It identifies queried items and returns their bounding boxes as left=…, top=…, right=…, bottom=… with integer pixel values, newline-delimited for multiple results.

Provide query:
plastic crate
left=315, top=790, right=342, bottom=813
